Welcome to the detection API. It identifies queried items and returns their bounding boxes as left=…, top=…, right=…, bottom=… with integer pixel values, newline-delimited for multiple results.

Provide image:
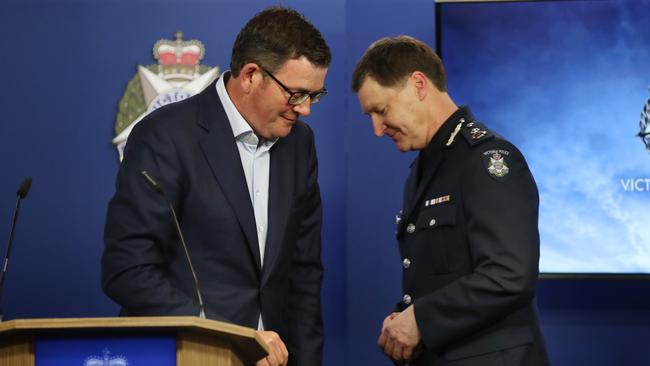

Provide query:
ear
left=237, top=63, right=262, bottom=93
left=410, top=71, right=429, bottom=100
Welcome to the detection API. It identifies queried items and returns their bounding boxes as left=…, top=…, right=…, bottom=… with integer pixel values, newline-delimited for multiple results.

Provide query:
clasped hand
left=377, top=305, right=422, bottom=365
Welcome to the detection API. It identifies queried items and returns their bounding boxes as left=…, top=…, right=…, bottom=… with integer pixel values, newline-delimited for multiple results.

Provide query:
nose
left=371, top=115, right=385, bottom=137
left=292, top=100, right=311, bottom=117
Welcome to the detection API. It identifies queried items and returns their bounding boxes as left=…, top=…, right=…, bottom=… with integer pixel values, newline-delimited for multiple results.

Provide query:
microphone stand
left=0, top=178, right=31, bottom=321
left=140, top=171, right=206, bottom=318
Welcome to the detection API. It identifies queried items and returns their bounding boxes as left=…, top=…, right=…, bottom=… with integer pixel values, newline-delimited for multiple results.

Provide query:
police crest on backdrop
left=639, top=87, right=650, bottom=153
left=620, top=87, right=650, bottom=192
left=113, top=31, right=220, bottom=161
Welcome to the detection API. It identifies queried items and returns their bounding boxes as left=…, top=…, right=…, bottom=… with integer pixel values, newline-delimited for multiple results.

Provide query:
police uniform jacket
left=396, top=107, right=550, bottom=365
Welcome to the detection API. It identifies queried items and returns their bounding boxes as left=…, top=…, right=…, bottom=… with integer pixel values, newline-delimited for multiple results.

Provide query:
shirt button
left=255, top=189, right=261, bottom=196
left=429, top=218, right=436, bottom=227
left=406, top=223, right=416, bottom=234
left=403, top=294, right=412, bottom=305
left=258, top=225, right=264, bottom=232
left=402, top=258, right=411, bottom=269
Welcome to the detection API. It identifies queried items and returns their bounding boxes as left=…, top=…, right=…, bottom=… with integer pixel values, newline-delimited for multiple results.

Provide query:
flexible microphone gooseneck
left=0, top=177, right=32, bottom=321
left=140, top=170, right=206, bottom=319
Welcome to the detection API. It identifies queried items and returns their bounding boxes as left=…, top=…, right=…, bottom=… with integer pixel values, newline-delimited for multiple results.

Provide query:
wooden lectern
left=0, top=316, right=268, bottom=366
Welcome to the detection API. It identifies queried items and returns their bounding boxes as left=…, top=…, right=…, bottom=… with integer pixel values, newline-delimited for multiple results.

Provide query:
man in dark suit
left=351, top=36, right=551, bottom=365
left=102, top=7, right=330, bottom=366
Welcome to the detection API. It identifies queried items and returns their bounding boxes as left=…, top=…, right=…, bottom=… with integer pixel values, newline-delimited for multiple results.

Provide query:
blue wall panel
left=344, top=1, right=435, bottom=364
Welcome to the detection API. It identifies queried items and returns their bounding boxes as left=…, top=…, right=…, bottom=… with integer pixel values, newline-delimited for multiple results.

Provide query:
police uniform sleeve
left=413, top=140, right=540, bottom=351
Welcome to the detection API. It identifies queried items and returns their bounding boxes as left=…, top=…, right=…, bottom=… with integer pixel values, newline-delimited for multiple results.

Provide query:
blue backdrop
left=0, top=0, right=648, bottom=365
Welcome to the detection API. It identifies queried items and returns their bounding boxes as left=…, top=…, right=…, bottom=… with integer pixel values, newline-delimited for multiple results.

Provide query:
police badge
left=639, top=87, right=650, bottom=153
left=113, top=31, right=220, bottom=161
left=482, top=149, right=511, bottom=182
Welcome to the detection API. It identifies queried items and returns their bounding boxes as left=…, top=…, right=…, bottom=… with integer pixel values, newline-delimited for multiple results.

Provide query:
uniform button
left=429, top=218, right=436, bottom=227
left=459, top=118, right=465, bottom=123
left=406, top=223, right=416, bottom=234
left=402, top=258, right=411, bottom=269
left=403, top=294, right=412, bottom=305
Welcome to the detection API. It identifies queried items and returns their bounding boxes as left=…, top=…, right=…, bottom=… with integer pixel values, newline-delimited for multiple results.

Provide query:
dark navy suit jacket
left=102, top=79, right=324, bottom=365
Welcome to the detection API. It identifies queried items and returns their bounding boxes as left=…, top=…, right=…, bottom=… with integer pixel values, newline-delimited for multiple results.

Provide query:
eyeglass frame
left=261, top=66, right=327, bottom=105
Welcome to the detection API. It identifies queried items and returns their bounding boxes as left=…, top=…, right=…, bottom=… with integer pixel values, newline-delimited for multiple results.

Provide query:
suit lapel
left=196, top=82, right=262, bottom=270
left=262, top=138, right=294, bottom=283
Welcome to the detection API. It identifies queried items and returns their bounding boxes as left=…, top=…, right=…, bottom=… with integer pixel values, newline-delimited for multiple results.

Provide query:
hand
left=255, top=330, right=289, bottom=366
left=378, top=305, right=422, bottom=364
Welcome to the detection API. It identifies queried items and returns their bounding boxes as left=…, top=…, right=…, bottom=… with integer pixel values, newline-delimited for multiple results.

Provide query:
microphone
left=140, top=170, right=206, bottom=319
left=16, top=178, right=32, bottom=199
left=0, top=177, right=32, bottom=321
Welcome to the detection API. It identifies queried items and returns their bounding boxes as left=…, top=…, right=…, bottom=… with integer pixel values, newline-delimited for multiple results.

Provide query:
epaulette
left=461, top=120, right=495, bottom=147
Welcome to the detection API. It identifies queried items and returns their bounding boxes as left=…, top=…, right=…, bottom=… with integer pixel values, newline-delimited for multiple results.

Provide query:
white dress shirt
left=216, top=73, right=277, bottom=330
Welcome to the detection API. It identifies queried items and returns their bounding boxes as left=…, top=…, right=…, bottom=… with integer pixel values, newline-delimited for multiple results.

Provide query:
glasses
left=261, top=66, right=327, bottom=105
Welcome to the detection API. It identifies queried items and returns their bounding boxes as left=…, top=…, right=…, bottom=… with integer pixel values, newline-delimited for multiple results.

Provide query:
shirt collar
left=216, top=71, right=278, bottom=147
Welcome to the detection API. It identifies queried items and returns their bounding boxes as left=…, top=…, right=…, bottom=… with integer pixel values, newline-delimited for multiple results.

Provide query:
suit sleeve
left=101, top=121, right=224, bottom=320
left=414, top=141, right=540, bottom=351
left=287, top=127, right=324, bottom=366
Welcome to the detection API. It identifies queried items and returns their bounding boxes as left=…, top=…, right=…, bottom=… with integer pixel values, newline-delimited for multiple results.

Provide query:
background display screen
left=438, top=0, right=650, bottom=275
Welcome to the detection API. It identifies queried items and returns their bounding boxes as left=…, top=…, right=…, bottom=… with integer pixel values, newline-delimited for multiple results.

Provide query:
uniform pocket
left=416, top=204, right=457, bottom=229
left=415, top=204, right=457, bottom=274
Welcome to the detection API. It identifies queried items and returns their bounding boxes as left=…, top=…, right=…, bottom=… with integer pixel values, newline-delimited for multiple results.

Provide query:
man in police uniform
left=352, top=36, right=551, bottom=365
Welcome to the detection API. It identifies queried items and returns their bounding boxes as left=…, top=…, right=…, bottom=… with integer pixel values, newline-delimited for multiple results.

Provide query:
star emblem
left=113, top=31, right=220, bottom=160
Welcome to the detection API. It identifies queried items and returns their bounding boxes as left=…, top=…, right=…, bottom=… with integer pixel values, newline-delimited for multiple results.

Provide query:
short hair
left=230, top=6, right=331, bottom=76
left=351, top=35, right=447, bottom=93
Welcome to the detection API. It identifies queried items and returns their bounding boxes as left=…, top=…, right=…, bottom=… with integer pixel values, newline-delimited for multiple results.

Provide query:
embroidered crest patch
left=482, top=149, right=511, bottom=181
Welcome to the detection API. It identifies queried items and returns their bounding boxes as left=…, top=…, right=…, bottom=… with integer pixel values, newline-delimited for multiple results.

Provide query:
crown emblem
left=84, top=348, right=128, bottom=366
left=153, top=31, right=205, bottom=79
left=113, top=31, right=220, bottom=161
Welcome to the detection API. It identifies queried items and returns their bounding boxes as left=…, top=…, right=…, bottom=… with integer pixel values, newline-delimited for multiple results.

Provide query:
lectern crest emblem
left=113, top=31, right=220, bottom=160
left=84, top=348, right=128, bottom=366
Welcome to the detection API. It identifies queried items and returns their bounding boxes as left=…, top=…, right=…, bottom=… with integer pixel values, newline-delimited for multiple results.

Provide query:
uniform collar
left=420, top=106, right=473, bottom=160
